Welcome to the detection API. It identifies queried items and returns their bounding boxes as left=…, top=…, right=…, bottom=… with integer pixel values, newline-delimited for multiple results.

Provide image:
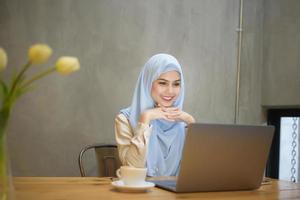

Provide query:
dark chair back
left=78, top=144, right=121, bottom=177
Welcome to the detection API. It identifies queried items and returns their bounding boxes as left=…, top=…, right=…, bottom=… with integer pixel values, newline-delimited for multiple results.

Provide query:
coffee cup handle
left=116, top=169, right=121, bottom=178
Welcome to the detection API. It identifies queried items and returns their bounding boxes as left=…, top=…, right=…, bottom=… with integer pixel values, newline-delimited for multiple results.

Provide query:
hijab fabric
left=120, top=54, right=186, bottom=176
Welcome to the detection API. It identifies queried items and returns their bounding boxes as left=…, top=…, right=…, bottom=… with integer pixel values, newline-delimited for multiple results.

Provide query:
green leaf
left=0, top=79, right=8, bottom=101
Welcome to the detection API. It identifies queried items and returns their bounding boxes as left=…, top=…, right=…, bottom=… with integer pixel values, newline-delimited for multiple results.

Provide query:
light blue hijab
left=120, top=54, right=186, bottom=176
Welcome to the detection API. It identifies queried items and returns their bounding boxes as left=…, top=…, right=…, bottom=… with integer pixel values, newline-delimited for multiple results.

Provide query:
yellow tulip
left=55, top=56, right=80, bottom=75
left=0, top=47, right=8, bottom=71
left=28, top=44, right=52, bottom=64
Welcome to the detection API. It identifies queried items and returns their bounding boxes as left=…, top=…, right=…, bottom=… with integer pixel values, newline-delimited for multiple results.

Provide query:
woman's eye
left=158, top=82, right=167, bottom=85
left=174, top=83, right=181, bottom=87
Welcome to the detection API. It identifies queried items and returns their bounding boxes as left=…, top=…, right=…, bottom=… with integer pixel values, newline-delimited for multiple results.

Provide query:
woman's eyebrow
left=157, top=78, right=181, bottom=82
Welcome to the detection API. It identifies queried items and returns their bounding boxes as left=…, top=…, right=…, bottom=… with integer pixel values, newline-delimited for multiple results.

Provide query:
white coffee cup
left=116, top=166, right=147, bottom=186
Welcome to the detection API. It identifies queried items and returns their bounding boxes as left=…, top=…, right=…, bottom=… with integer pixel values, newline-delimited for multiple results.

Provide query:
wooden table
left=14, top=177, right=300, bottom=200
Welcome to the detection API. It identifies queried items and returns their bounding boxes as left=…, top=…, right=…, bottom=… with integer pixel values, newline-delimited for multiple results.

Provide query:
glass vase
left=0, top=109, right=15, bottom=200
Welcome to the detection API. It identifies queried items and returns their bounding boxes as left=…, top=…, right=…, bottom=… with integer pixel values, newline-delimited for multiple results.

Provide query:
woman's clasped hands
left=140, top=105, right=195, bottom=125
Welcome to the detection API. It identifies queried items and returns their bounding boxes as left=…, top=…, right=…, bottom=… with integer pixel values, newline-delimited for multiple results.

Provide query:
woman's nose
left=166, top=85, right=174, bottom=94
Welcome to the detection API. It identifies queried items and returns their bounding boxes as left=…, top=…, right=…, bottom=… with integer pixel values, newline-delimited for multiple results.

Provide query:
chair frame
left=78, top=144, right=118, bottom=177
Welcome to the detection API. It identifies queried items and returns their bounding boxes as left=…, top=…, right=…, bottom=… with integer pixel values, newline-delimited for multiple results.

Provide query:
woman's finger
left=162, top=107, right=179, bottom=112
left=162, top=115, right=175, bottom=121
left=167, top=113, right=181, bottom=120
left=167, top=111, right=181, bottom=116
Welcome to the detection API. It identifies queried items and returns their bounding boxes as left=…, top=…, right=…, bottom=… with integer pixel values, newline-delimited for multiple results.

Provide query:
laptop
left=151, top=123, right=274, bottom=192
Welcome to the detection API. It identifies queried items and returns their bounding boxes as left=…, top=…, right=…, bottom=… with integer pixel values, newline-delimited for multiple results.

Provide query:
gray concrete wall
left=0, top=0, right=272, bottom=176
left=262, top=0, right=300, bottom=107
left=238, top=0, right=264, bottom=124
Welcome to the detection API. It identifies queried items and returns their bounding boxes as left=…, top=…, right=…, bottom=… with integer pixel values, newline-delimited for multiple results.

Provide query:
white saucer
left=111, top=180, right=155, bottom=192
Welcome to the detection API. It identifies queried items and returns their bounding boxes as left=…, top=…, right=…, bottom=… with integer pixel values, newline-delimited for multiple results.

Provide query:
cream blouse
left=114, top=113, right=152, bottom=167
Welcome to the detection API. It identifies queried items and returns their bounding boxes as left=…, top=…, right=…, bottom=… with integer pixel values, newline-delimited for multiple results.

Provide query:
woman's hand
left=139, top=106, right=195, bottom=125
left=161, top=107, right=195, bottom=125
left=139, top=107, right=171, bottom=125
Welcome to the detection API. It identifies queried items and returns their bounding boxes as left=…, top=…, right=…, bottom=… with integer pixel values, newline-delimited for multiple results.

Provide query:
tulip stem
left=9, top=61, right=31, bottom=96
left=21, top=67, right=56, bottom=89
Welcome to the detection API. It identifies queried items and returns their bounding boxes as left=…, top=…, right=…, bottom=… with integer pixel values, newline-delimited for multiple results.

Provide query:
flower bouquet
left=0, top=44, right=80, bottom=200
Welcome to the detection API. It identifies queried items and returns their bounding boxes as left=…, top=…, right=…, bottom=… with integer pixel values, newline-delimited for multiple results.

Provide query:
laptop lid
left=172, top=123, right=274, bottom=192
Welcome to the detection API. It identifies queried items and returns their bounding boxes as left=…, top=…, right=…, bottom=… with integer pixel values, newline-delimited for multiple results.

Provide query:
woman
left=115, top=54, right=195, bottom=176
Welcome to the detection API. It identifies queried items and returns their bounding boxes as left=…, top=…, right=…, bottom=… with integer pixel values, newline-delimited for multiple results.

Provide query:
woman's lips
left=161, top=96, right=174, bottom=101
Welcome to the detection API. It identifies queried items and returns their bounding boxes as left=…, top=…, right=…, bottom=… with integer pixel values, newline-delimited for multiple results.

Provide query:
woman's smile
left=161, top=95, right=175, bottom=101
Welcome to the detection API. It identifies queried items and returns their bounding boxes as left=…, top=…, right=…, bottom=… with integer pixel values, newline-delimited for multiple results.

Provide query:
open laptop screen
left=151, top=123, right=274, bottom=193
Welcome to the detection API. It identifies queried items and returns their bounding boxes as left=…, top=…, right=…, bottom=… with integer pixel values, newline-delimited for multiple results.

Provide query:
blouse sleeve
left=114, top=113, right=152, bottom=167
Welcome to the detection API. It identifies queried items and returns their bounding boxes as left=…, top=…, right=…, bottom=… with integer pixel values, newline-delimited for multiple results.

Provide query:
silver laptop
left=151, top=123, right=274, bottom=192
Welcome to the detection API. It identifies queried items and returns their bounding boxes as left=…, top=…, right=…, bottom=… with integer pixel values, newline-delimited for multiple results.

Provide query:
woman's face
left=151, top=70, right=181, bottom=107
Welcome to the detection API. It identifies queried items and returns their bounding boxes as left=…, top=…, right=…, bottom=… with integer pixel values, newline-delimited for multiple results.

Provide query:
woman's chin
left=160, top=102, right=174, bottom=107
